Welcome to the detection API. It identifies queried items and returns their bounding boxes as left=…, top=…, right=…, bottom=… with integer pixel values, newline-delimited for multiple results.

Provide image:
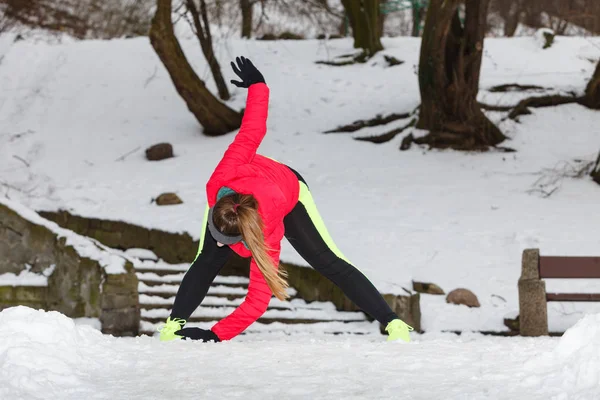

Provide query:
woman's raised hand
left=230, top=56, right=265, bottom=88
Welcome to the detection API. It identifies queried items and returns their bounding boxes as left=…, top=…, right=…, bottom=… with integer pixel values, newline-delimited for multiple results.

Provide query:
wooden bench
left=518, top=248, right=600, bottom=336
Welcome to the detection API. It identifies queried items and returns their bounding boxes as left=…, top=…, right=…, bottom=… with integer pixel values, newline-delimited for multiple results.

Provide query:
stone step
left=138, top=290, right=246, bottom=301
left=138, top=282, right=246, bottom=296
left=136, top=271, right=250, bottom=288
left=139, top=294, right=352, bottom=312
left=141, top=305, right=368, bottom=324
left=138, top=282, right=297, bottom=299
left=139, top=320, right=380, bottom=338
left=138, top=278, right=248, bottom=289
left=141, top=315, right=367, bottom=325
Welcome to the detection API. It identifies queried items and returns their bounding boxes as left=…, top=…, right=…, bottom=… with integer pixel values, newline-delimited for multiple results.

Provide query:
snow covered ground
left=1, top=32, right=600, bottom=334
left=1, top=306, right=600, bottom=399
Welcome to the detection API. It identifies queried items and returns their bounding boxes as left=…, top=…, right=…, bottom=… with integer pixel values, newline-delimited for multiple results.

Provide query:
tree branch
left=324, top=112, right=412, bottom=133
left=508, top=94, right=584, bottom=120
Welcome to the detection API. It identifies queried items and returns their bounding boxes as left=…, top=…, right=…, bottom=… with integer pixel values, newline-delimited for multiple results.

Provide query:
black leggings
left=171, top=168, right=398, bottom=326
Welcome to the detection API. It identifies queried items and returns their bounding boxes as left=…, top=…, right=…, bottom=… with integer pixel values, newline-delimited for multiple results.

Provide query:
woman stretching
left=158, top=56, right=413, bottom=343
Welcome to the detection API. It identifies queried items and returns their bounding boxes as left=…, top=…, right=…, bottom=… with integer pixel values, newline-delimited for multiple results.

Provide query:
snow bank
left=524, top=314, right=600, bottom=398
left=0, top=306, right=580, bottom=399
left=0, top=306, right=112, bottom=398
left=553, top=314, right=600, bottom=391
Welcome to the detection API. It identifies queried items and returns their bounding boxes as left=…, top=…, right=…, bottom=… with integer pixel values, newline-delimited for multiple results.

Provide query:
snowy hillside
left=1, top=32, right=600, bottom=334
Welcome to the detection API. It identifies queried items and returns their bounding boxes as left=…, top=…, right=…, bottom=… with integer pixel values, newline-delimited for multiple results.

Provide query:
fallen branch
left=383, top=55, right=404, bottom=67
left=478, top=102, right=513, bottom=112
left=115, top=146, right=141, bottom=162
left=315, top=52, right=369, bottom=67
left=354, top=118, right=416, bottom=144
left=400, top=133, right=414, bottom=151
left=324, top=112, right=411, bottom=133
left=144, top=66, right=158, bottom=88
left=12, top=155, right=30, bottom=167
left=315, top=59, right=356, bottom=67
left=508, top=95, right=584, bottom=120
left=591, top=151, right=600, bottom=185
left=488, top=83, right=547, bottom=92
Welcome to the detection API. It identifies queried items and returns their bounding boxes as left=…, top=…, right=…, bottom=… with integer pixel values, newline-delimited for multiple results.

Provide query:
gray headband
left=207, top=207, right=243, bottom=245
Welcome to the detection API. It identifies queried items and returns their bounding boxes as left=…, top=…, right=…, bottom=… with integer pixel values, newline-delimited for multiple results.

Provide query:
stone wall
left=0, top=203, right=139, bottom=336
left=41, top=209, right=422, bottom=331
left=40, top=210, right=198, bottom=264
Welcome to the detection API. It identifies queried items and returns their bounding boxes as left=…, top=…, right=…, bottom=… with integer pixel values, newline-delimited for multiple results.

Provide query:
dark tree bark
left=341, top=0, right=383, bottom=57
left=149, top=0, right=242, bottom=136
left=416, top=0, right=506, bottom=150
left=583, top=61, right=600, bottom=110
left=411, top=1, right=425, bottom=37
left=4, top=0, right=88, bottom=38
left=378, top=0, right=387, bottom=38
left=186, top=0, right=230, bottom=101
left=544, top=0, right=600, bottom=35
left=591, top=151, right=600, bottom=185
left=240, top=0, right=253, bottom=38
left=522, top=0, right=543, bottom=29
left=495, top=0, right=521, bottom=37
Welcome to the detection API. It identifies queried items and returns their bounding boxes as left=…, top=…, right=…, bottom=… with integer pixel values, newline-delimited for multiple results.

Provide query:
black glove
left=176, top=327, right=221, bottom=343
left=230, top=56, right=265, bottom=88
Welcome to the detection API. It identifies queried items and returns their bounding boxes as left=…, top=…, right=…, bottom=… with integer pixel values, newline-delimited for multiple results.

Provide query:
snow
left=0, top=264, right=55, bottom=287
left=0, top=197, right=127, bottom=274
left=524, top=313, right=600, bottom=395
left=136, top=270, right=250, bottom=284
left=124, top=248, right=159, bottom=260
left=1, top=33, right=600, bottom=335
left=3, top=306, right=600, bottom=399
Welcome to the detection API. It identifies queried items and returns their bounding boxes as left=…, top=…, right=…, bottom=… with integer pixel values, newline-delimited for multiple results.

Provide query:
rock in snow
left=446, top=288, right=481, bottom=308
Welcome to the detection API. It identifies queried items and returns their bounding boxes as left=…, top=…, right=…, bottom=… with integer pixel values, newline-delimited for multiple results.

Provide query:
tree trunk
left=186, top=0, right=230, bottom=101
left=522, top=0, right=542, bottom=29
left=498, top=0, right=521, bottom=37
left=378, top=0, right=387, bottom=38
left=411, top=1, right=424, bottom=37
left=149, top=0, right=241, bottom=136
left=416, top=0, right=506, bottom=150
left=591, top=151, right=600, bottom=185
left=341, top=0, right=383, bottom=57
left=584, top=61, right=600, bottom=109
left=544, top=0, right=600, bottom=35
left=240, top=0, right=253, bottom=38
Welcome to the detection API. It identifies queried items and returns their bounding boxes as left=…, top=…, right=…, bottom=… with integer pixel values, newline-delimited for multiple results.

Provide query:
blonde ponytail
left=213, top=194, right=289, bottom=300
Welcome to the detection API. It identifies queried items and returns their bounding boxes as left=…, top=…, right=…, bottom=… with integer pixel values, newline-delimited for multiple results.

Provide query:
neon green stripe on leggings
left=298, top=182, right=352, bottom=265
left=194, top=204, right=210, bottom=261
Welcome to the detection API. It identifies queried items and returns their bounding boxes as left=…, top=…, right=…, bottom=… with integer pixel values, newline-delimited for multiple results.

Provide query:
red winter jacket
left=205, top=83, right=300, bottom=340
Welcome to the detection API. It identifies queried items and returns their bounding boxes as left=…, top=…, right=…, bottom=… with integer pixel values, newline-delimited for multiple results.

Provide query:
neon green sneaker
left=158, top=317, right=186, bottom=342
left=385, top=319, right=414, bottom=343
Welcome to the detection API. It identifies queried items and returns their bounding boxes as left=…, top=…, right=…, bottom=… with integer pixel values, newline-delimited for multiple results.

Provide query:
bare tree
left=415, top=0, right=505, bottom=150
left=592, top=151, right=600, bottom=185
left=490, top=0, right=522, bottom=37
left=3, top=0, right=154, bottom=39
left=378, top=0, right=386, bottom=38
left=4, top=0, right=88, bottom=38
left=544, top=0, right=600, bottom=35
left=240, top=0, right=256, bottom=38
left=184, top=0, right=231, bottom=101
left=583, top=61, right=600, bottom=110
left=149, top=0, right=242, bottom=136
left=341, top=0, right=383, bottom=57
left=411, top=0, right=426, bottom=37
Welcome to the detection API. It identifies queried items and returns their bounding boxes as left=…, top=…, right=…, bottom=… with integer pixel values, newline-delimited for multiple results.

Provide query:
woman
left=158, top=56, right=413, bottom=343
